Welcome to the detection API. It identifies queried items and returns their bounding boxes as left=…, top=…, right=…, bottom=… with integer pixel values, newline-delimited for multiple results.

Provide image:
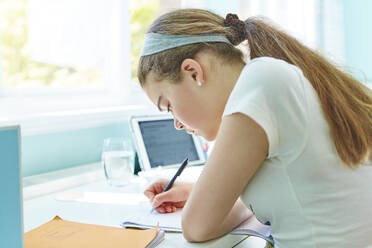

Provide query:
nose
left=174, top=119, right=185, bottom=130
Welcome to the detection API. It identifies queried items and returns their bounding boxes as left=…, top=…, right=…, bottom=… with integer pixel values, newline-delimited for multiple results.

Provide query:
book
left=122, top=210, right=274, bottom=245
left=25, top=216, right=164, bottom=248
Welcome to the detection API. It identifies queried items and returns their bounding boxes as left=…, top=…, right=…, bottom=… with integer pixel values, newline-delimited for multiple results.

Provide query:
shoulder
left=224, top=57, right=310, bottom=158
left=230, top=56, right=307, bottom=107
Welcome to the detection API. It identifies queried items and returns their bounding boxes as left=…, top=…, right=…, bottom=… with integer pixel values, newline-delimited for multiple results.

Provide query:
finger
left=144, top=179, right=169, bottom=197
left=163, top=204, right=177, bottom=213
left=165, top=205, right=172, bottom=213
left=157, top=178, right=174, bottom=191
left=152, top=190, right=180, bottom=207
left=152, top=179, right=169, bottom=194
left=156, top=203, right=178, bottom=213
left=174, top=201, right=186, bottom=208
left=166, top=205, right=177, bottom=213
left=162, top=201, right=183, bottom=209
left=143, top=190, right=155, bottom=200
left=154, top=183, right=166, bottom=194
left=146, top=179, right=165, bottom=190
left=156, top=205, right=166, bottom=213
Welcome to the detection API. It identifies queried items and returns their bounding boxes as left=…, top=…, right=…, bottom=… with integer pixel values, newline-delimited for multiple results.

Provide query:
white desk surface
left=23, top=177, right=266, bottom=248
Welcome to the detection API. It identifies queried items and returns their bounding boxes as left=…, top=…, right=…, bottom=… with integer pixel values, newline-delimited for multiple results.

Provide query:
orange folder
left=25, top=216, right=163, bottom=248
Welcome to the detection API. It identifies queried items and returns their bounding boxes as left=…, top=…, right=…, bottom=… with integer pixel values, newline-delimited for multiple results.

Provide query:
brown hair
left=138, top=8, right=372, bottom=167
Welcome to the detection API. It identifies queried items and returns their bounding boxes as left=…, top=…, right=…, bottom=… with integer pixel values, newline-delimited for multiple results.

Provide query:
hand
left=144, top=179, right=193, bottom=213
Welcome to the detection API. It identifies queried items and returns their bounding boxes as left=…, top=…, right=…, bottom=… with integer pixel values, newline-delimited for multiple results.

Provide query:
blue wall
left=343, top=0, right=372, bottom=82
left=22, top=122, right=131, bottom=177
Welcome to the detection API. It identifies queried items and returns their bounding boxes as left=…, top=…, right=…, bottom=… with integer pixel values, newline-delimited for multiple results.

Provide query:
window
left=0, top=0, right=132, bottom=94
left=0, top=0, right=159, bottom=134
left=129, top=0, right=160, bottom=83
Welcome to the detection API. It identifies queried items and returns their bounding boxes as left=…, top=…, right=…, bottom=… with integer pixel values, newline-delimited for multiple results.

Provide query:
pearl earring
left=197, top=81, right=202, bottom=87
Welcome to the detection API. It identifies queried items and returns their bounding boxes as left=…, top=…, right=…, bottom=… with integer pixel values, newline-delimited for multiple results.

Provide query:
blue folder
left=0, top=125, right=23, bottom=248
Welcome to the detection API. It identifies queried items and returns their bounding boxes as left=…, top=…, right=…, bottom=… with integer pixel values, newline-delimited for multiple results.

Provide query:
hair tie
left=224, top=13, right=248, bottom=45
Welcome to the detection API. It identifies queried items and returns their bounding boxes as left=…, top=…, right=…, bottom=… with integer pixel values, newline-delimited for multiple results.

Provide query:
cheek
left=172, top=105, right=199, bottom=128
left=170, top=95, right=201, bottom=127
left=174, top=105, right=220, bottom=140
left=170, top=89, right=221, bottom=138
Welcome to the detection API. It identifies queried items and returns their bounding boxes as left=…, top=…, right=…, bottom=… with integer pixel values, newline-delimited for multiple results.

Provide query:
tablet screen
left=139, top=119, right=200, bottom=168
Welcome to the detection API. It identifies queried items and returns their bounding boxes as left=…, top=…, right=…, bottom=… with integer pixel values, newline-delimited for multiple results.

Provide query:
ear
left=180, top=58, right=205, bottom=86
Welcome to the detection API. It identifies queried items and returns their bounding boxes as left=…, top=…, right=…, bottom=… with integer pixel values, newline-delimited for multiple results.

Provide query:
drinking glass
left=102, top=137, right=135, bottom=186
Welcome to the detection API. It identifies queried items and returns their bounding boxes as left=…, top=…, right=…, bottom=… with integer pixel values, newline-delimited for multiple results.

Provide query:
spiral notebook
left=122, top=210, right=273, bottom=245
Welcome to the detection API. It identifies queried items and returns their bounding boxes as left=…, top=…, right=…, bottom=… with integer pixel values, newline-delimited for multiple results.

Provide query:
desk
left=23, top=176, right=267, bottom=248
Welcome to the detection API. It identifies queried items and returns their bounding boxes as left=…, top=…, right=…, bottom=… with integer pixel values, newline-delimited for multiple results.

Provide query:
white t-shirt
left=223, top=57, right=372, bottom=248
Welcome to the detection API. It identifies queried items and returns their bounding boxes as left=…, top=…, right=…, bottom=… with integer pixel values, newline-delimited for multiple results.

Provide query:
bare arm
left=181, top=113, right=268, bottom=242
left=199, top=198, right=253, bottom=241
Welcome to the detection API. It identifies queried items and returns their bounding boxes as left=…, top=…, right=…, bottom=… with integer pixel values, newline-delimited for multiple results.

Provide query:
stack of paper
left=122, top=210, right=273, bottom=245
left=25, top=216, right=164, bottom=248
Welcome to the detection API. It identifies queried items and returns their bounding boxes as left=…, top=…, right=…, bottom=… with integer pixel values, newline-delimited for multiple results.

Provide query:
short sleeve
left=223, top=57, right=309, bottom=161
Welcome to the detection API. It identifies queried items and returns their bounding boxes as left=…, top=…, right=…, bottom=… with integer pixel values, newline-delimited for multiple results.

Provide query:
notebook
left=54, top=190, right=273, bottom=244
left=122, top=209, right=274, bottom=245
left=25, top=216, right=164, bottom=248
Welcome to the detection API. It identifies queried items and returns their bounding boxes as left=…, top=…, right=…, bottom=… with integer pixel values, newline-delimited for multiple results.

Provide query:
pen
left=150, top=157, right=189, bottom=213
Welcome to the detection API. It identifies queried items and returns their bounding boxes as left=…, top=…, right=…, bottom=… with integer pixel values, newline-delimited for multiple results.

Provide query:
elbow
left=181, top=215, right=211, bottom=242
left=182, top=223, right=206, bottom=242
left=182, top=230, right=200, bottom=243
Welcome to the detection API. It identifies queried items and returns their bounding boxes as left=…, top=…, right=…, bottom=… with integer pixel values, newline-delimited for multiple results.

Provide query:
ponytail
left=243, top=17, right=372, bottom=167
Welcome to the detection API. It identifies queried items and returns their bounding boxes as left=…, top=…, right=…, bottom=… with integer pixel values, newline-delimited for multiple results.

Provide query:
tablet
left=130, top=115, right=206, bottom=171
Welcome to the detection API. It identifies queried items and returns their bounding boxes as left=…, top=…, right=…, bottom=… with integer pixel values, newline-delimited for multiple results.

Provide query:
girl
left=139, top=9, right=372, bottom=247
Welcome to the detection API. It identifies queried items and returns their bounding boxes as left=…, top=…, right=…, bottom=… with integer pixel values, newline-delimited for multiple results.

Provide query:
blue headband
left=140, top=32, right=232, bottom=56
